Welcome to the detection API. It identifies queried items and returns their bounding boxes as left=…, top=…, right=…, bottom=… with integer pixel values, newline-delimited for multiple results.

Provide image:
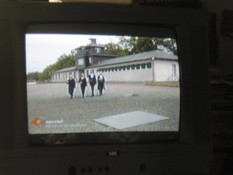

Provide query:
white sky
left=26, top=34, right=119, bottom=73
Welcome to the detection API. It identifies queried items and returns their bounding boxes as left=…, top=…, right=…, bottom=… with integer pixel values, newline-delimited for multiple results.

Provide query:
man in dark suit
left=88, top=70, right=96, bottom=97
left=79, top=73, right=87, bottom=98
left=67, top=75, right=76, bottom=99
left=97, top=72, right=105, bottom=96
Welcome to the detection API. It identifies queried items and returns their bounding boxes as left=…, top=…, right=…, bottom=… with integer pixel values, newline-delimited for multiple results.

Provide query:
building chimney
left=89, top=38, right=97, bottom=45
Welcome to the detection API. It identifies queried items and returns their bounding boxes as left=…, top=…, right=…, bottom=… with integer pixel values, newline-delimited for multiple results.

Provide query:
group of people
left=67, top=71, right=105, bottom=99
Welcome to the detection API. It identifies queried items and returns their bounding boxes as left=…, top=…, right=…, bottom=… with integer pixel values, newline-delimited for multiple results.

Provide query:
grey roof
left=87, top=44, right=104, bottom=48
left=74, top=44, right=104, bottom=50
left=55, top=66, right=77, bottom=73
left=88, top=50, right=178, bottom=68
left=54, top=50, right=177, bottom=73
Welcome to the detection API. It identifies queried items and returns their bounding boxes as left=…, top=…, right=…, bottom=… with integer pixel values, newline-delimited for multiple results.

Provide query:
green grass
left=145, top=81, right=180, bottom=87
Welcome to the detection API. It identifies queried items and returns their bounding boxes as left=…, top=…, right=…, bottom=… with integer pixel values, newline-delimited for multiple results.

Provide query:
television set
left=0, top=2, right=212, bottom=175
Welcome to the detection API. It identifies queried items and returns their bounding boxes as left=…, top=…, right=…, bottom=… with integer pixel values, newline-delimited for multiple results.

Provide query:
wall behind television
left=201, top=0, right=233, bottom=75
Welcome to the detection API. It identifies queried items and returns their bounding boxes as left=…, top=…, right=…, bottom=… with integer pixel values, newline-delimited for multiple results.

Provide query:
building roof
left=55, top=66, right=77, bottom=73
left=53, top=50, right=178, bottom=74
left=87, top=50, right=178, bottom=68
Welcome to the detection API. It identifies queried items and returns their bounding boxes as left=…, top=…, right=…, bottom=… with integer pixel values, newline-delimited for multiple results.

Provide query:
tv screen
left=26, top=33, right=180, bottom=144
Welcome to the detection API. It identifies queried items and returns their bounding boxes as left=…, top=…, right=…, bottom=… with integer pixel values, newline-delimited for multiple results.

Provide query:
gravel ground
left=27, top=82, right=180, bottom=134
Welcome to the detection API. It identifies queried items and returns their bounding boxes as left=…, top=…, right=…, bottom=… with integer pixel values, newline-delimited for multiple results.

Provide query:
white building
left=51, top=66, right=77, bottom=82
left=51, top=50, right=179, bottom=83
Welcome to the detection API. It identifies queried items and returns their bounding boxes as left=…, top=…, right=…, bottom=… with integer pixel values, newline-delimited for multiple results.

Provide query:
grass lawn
left=145, top=81, right=180, bottom=87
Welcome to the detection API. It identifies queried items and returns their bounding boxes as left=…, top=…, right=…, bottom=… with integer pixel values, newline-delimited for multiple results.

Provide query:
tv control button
left=81, top=168, right=86, bottom=173
left=88, top=168, right=93, bottom=173
left=68, top=166, right=77, bottom=175
left=105, top=166, right=110, bottom=172
left=139, top=164, right=146, bottom=172
left=98, top=167, right=103, bottom=172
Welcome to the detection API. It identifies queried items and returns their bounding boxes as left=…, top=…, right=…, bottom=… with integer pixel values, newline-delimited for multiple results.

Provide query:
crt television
left=0, top=2, right=212, bottom=175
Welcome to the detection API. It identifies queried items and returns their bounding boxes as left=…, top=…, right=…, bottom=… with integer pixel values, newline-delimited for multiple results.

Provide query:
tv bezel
left=0, top=2, right=212, bottom=174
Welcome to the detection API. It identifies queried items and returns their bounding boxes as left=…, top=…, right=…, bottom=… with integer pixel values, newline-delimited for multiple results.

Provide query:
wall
left=52, top=71, right=78, bottom=82
left=154, top=60, right=180, bottom=82
left=85, top=60, right=179, bottom=82
left=88, top=63, right=153, bottom=82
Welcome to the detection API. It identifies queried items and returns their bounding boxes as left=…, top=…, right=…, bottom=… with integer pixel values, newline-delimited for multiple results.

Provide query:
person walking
left=97, top=72, right=105, bottom=96
left=67, top=75, right=76, bottom=99
left=88, top=70, right=96, bottom=97
left=79, top=73, right=87, bottom=98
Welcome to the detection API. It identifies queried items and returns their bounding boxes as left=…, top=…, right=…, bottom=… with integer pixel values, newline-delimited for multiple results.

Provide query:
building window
left=96, top=48, right=101, bottom=53
left=141, top=63, right=146, bottom=69
left=147, top=63, right=151, bottom=69
left=89, top=57, right=92, bottom=64
left=136, top=64, right=140, bottom=69
left=172, top=64, right=177, bottom=76
left=131, top=64, right=135, bottom=70
left=78, top=58, right=84, bottom=65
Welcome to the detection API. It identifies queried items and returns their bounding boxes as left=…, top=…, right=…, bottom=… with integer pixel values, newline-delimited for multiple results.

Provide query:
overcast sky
left=25, top=34, right=119, bottom=73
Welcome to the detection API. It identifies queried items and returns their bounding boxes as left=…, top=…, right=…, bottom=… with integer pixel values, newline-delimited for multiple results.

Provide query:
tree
left=55, top=54, right=75, bottom=70
left=42, top=54, right=75, bottom=81
left=129, top=37, right=157, bottom=54
left=104, top=36, right=177, bottom=57
left=38, top=64, right=54, bottom=81
left=28, top=53, right=75, bottom=82
left=104, top=42, right=130, bottom=57
left=27, top=72, right=40, bottom=81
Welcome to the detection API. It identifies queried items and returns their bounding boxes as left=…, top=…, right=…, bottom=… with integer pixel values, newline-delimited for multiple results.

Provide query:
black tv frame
left=0, top=2, right=212, bottom=175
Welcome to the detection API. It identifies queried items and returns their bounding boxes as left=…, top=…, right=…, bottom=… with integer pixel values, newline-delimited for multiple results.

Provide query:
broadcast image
left=26, top=34, right=180, bottom=134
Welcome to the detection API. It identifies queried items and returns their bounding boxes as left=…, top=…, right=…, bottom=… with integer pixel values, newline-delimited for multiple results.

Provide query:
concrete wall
left=52, top=71, right=78, bottom=82
left=154, top=60, right=180, bottom=81
left=97, top=66, right=152, bottom=82
left=85, top=60, right=179, bottom=82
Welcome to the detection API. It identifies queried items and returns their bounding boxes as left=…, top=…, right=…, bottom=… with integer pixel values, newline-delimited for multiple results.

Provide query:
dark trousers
left=81, top=86, right=86, bottom=98
left=69, top=88, right=74, bottom=98
left=99, top=88, right=103, bottom=96
left=90, top=84, right=95, bottom=96
left=98, top=83, right=104, bottom=95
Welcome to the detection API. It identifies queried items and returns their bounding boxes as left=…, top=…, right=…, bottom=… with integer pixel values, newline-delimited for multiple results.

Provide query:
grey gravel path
left=27, top=82, right=180, bottom=134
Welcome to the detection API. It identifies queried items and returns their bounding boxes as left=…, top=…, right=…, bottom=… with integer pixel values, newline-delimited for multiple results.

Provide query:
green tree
left=37, top=53, right=75, bottom=81
left=38, top=64, right=54, bottom=81
left=55, top=54, right=75, bottom=70
left=104, top=42, right=130, bottom=57
left=161, top=38, right=178, bottom=55
left=104, top=36, right=177, bottom=56
left=129, top=37, right=157, bottom=54
left=27, top=72, right=40, bottom=81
